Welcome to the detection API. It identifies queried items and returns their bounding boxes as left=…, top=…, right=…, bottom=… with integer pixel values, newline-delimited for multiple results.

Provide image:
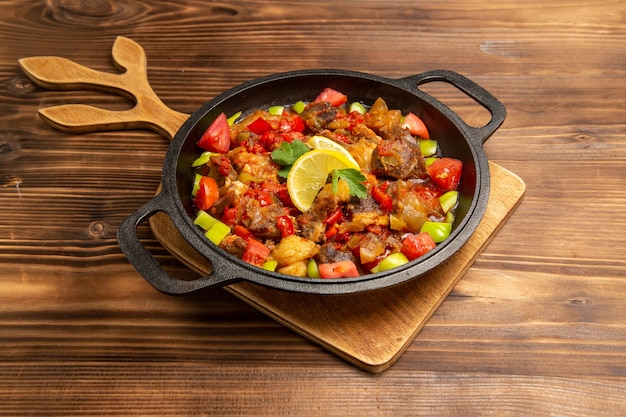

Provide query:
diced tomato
left=402, top=112, right=430, bottom=139
left=401, top=232, right=437, bottom=261
left=243, top=139, right=268, bottom=154
left=346, top=111, right=366, bottom=129
left=376, top=140, right=396, bottom=156
left=334, top=232, right=352, bottom=244
left=254, top=181, right=293, bottom=208
left=325, top=223, right=338, bottom=240
left=280, top=114, right=305, bottom=133
left=426, top=157, right=463, bottom=191
left=245, top=188, right=273, bottom=207
left=247, top=117, right=273, bottom=135
left=258, top=130, right=280, bottom=151
left=334, top=132, right=352, bottom=144
left=313, top=88, right=348, bottom=107
left=318, top=260, right=360, bottom=278
left=215, top=155, right=232, bottom=176
left=276, top=215, right=295, bottom=238
left=198, top=113, right=231, bottom=153
left=372, top=182, right=393, bottom=212
left=221, top=205, right=238, bottom=225
left=234, top=225, right=253, bottom=241
left=279, top=190, right=295, bottom=208
left=280, top=131, right=305, bottom=143
left=324, top=208, right=345, bottom=225
left=193, top=176, right=219, bottom=210
left=242, top=239, right=271, bottom=266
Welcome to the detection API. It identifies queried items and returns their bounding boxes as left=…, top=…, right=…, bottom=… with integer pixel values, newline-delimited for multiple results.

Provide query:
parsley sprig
left=332, top=169, right=367, bottom=198
left=271, top=140, right=310, bottom=178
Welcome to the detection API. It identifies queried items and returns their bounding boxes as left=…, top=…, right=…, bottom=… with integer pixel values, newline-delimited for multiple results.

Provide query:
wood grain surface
left=1, top=0, right=625, bottom=415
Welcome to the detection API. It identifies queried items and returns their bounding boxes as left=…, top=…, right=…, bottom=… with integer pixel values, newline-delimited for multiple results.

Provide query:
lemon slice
left=307, top=135, right=360, bottom=168
left=287, top=149, right=360, bottom=212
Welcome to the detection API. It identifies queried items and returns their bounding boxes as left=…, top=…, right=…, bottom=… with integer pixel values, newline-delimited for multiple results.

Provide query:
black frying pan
left=119, top=68, right=505, bottom=295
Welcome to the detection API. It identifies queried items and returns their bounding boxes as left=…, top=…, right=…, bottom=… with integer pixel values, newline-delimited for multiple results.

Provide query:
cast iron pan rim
left=163, top=69, right=490, bottom=293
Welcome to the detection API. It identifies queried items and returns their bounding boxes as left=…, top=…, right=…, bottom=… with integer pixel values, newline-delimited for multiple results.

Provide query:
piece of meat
left=371, top=131, right=428, bottom=180
left=299, top=102, right=338, bottom=132
left=315, top=243, right=357, bottom=265
left=218, top=235, right=248, bottom=258
left=297, top=213, right=326, bottom=242
left=242, top=203, right=286, bottom=240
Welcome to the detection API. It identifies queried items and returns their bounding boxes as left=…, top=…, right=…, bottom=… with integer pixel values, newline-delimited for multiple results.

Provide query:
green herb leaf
left=271, top=140, right=310, bottom=166
left=332, top=168, right=367, bottom=198
left=277, top=165, right=292, bottom=178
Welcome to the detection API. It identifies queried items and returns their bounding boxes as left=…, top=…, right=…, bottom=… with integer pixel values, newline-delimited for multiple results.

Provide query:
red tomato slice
left=198, top=113, right=231, bottom=153
left=313, top=88, right=348, bottom=107
left=279, top=114, right=305, bottom=133
left=426, top=157, right=463, bottom=191
left=193, top=176, right=219, bottom=210
left=276, top=215, right=295, bottom=238
left=318, top=260, right=360, bottom=278
left=324, top=208, right=345, bottom=225
left=234, top=225, right=254, bottom=241
left=242, top=239, right=271, bottom=266
left=247, top=117, right=273, bottom=135
left=372, top=182, right=393, bottom=212
left=401, top=232, right=437, bottom=261
left=402, top=112, right=430, bottom=139
left=221, top=205, right=238, bottom=225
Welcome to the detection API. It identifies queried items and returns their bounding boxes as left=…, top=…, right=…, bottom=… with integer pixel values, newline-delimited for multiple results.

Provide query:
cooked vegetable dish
left=190, top=87, right=463, bottom=278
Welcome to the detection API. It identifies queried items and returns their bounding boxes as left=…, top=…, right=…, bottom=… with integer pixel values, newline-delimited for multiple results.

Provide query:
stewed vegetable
left=190, top=88, right=463, bottom=278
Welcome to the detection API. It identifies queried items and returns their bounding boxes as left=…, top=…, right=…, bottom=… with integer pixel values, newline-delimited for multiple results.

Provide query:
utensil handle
left=19, top=36, right=188, bottom=140
left=117, top=192, right=240, bottom=295
left=402, top=70, right=506, bottom=145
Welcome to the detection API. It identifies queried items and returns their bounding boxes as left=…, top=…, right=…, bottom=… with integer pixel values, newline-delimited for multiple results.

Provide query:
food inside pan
left=189, top=87, right=463, bottom=278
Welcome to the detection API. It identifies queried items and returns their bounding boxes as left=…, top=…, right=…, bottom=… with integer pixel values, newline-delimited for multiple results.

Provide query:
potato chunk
left=271, top=235, right=320, bottom=267
left=277, top=261, right=308, bottom=277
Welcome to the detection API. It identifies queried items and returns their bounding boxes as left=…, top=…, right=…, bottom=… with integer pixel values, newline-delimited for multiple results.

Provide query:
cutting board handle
left=18, top=36, right=188, bottom=140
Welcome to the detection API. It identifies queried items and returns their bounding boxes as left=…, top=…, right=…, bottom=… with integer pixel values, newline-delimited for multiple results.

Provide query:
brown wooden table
left=1, top=0, right=625, bottom=415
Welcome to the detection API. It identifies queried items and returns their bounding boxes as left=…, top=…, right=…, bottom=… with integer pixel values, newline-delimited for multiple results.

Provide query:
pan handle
left=117, top=192, right=240, bottom=295
left=401, top=70, right=506, bottom=145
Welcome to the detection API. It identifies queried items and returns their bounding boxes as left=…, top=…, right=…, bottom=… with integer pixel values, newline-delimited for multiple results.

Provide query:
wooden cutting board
left=149, top=161, right=525, bottom=372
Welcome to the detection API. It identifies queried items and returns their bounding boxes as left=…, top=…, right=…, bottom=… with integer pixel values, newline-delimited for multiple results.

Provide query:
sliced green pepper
left=424, top=157, right=439, bottom=167
left=192, top=151, right=218, bottom=167
left=262, top=259, right=278, bottom=271
left=192, top=173, right=203, bottom=197
left=419, top=139, right=438, bottom=157
left=370, top=252, right=409, bottom=273
left=195, top=210, right=231, bottom=245
left=420, top=221, right=452, bottom=243
left=291, top=101, right=306, bottom=114
left=194, top=209, right=218, bottom=230
left=227, top=111, right=242, bottom=126
left=307, top=259, right=321, bottom=278
left=439, top=190, right=459, bottom=213
left=349, top=102, right=366, bottom=114
left=205, top=220, right=231, bottom=245
left=268, top=105, right=284, bottom=115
